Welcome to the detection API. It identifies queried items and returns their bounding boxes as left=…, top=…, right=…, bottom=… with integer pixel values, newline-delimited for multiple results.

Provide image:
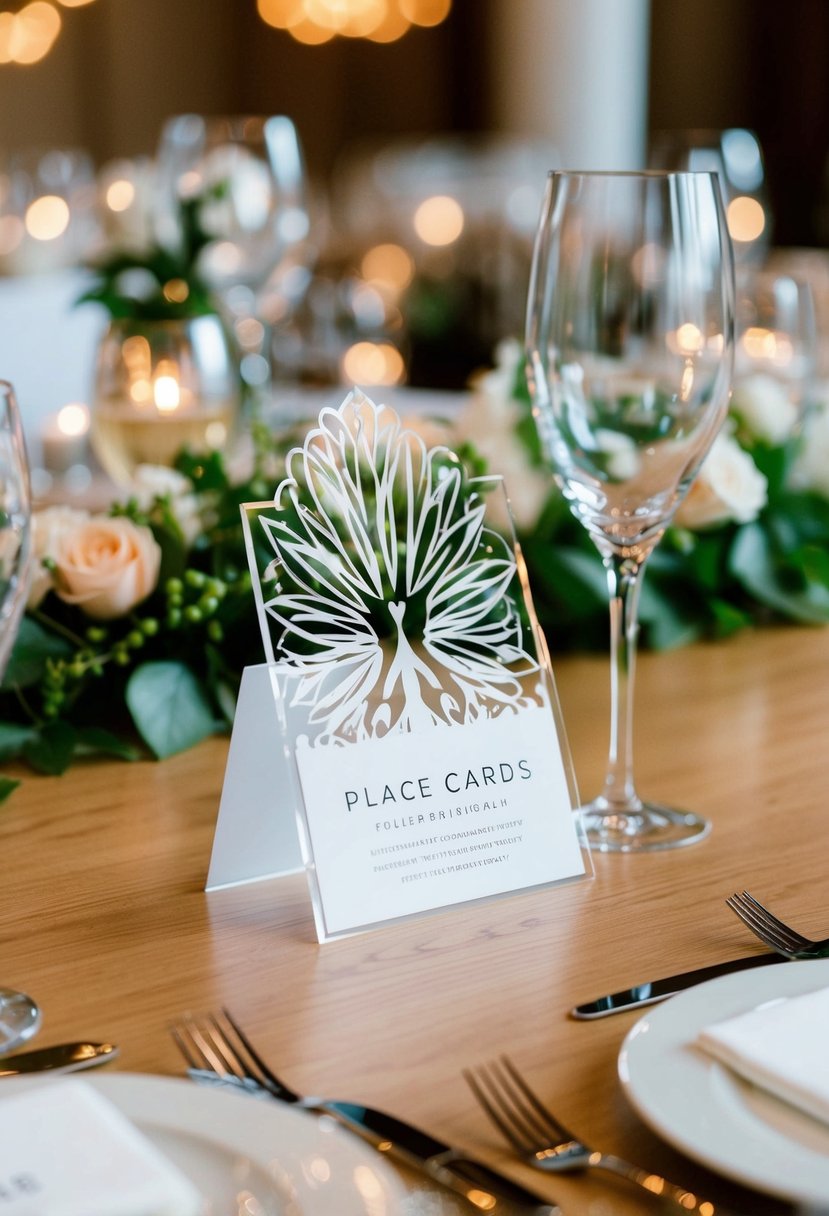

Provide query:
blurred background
left=1, top=0, right=828, bottom=473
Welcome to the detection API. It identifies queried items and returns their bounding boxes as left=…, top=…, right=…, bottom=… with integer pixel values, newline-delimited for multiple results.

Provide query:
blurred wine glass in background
left=0, top=147, right=99, bottom=276
left=650, top=128, right=770, bottom=267
left=155, top=114, right=313, bottom=402
left=733, top=267, right=818, bottom=437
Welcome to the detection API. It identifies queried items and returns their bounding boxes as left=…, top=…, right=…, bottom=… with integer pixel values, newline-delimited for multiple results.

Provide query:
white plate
left=84, top=1073, right=408, bottom=1215
left=618, top=958, right=829, bottom=1204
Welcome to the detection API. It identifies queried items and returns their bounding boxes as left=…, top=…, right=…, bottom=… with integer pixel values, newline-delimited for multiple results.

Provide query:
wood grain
left=3, top=625, right=825, bottom=1215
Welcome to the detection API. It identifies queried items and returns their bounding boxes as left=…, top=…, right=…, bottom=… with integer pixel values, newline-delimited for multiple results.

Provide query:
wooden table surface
left=4, top=624, right=829, bottom=1216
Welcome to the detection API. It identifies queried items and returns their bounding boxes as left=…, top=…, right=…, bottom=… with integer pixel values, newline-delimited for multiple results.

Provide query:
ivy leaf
left=2, top=617, right=72, bottom=689
left=23, top=721, right=78, bottom=775
left=126, top=661, right=217, bottom=758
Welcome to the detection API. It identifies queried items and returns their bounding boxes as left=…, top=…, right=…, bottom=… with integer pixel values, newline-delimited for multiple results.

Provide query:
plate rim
left=86, top=1071, right=408, bottom=1215
left=617, top=958, right=829, bottom=1203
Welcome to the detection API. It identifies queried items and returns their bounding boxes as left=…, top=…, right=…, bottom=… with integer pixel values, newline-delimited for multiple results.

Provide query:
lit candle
left=39, top=402, right=90, bottom=473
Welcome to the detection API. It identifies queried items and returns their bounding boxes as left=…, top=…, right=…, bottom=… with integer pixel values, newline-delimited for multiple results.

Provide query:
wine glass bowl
left=526, top=171, right=735, bottom=852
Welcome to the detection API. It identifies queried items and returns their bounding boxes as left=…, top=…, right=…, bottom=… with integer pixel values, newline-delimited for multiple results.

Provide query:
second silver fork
left=726, top=890, right=829, bottom=959
left=465, top=1056, right=732, bottom=1214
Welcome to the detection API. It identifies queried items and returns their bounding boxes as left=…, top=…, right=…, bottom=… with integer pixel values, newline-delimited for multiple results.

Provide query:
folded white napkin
left=0, top=1078, right=203, bottom=1216
left=696, top=983, right=829, bottom=1125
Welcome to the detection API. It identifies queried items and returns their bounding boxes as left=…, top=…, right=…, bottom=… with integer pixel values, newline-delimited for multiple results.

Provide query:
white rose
left=131, top=464, right=202, bottom=545
left=731, top=373, right=798, bottom=444
left=27, top=506, right=91, bottom=610
left=54, top=516, right=162, bottom=620
left=675, top=432, right=768, bottom=530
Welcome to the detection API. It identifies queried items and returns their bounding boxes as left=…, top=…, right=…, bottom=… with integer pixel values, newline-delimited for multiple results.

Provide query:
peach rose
left=54, top=516, right=162, bottom=620
left=27, top=505, right=91, bottom=610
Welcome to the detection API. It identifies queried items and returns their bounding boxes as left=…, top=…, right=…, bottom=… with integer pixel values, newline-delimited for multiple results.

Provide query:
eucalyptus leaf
left=126, top=661, right=217, bottom=758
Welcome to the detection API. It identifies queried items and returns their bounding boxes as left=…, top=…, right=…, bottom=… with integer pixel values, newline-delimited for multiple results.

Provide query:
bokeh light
left=105, top=178, right=136, bottom=212
left=25, top=194, right=70, bottom=241
left=727, top=195, right=766, bottom=243
left=413, top=195, right=464, bottom=246
left=342, top=340, right=405, bottom=385
left=258, top=0, right=450, bottom=43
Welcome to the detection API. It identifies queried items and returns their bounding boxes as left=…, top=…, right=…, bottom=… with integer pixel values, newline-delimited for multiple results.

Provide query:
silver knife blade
left=321, top=1100, right=557, bottom=1213
left=188, top=1070, right=557, bottom=1213
left=0, top=1041, right=119, bottom=1076
left=571, top=951, right=787, bottom=1019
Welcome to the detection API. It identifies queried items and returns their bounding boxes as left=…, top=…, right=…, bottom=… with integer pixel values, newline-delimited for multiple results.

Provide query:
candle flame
left=57, top=402, right=89, bottom=436
left=153, top=374, right=181, bottom=412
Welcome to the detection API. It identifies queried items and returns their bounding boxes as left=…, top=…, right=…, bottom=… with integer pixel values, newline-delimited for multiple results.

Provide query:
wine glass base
left=0, top=987, right=41, bottom=1055
left=581, top=798, right=711, bottom=854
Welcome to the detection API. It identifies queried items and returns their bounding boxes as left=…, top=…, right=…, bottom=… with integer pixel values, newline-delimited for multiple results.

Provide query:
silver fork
left=464, top=1056, right=730, bottom=1215
left=171, top=1010, right=560, bottom=1214
left=726, top=890, right=829, bottom=959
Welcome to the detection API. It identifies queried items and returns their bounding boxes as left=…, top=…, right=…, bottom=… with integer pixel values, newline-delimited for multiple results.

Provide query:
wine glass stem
left=603, top=552, right=645, bottom=810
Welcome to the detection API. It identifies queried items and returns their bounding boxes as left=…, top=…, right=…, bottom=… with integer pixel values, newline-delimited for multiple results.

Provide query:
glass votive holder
left=90, top=314, right=242, bottom=485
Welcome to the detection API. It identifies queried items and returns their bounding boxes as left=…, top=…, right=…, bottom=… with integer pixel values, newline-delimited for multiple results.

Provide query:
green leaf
left=729, top=523, right=829, bottom=623
left=0, top=721, right=37, bottom=760
left=2, top=617, right=72, bottom=689
left=125, top=661, right=217, bottom=758
left=74, top=727, right=141, bottom=761
left=0, top=775, right=20, bottom=803
left=23, top=721, right=78, bottom=775
left=708, top=598, right=753, bottom=639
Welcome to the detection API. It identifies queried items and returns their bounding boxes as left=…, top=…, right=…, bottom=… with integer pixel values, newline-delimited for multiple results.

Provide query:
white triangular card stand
left=206, top=664, right=303, bottom=891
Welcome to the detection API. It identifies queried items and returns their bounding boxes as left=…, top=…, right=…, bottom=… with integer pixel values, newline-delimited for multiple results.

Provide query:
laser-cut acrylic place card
left=209, top=389, right=591, bottom=941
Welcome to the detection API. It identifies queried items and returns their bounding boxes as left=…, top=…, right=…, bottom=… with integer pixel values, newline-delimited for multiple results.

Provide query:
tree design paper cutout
left=249, top=390, right=546, bottom=744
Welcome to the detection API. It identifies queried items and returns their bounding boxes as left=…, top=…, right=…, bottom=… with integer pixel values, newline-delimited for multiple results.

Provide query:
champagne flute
left=526, top=172, right=735, bottom=852
left=0, top=380, right=40, bottom=1049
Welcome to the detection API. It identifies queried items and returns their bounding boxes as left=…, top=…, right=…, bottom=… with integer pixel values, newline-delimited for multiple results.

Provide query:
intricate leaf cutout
left=256, top=391, right=543, bottom=743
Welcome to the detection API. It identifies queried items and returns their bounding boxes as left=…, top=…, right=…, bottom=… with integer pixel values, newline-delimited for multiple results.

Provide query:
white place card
left=210, top=390, right=591, bottom=940
left=294, top=704, right=584, bottom=938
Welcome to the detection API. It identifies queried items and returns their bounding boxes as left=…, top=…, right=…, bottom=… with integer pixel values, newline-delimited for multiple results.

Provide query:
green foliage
left=0, top=439, right=267, bottom=784
left=508, top=364, right=829, bottom=651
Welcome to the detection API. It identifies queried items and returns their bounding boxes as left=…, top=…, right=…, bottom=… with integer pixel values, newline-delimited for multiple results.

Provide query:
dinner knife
left=189, top=1070, right=558, bottom=1213
left=571, top=951, right=787, bottom=1019
left=0, top=1041, right=119, bottom=1076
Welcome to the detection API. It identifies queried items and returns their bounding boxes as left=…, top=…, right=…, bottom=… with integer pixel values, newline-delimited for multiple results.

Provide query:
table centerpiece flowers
left=458, top=340, right=829, bottom=653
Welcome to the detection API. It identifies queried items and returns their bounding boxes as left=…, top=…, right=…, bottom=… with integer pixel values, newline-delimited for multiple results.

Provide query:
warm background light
left=360, top=243, right=415, bottom=293
left=0, top=0, right=96, bottom=66
left=727, top=195, right=766, bottom=244
left=25, top=194, right=70, bottom=241
left=413, top=194, right=464, bottom=246
left=257, top=0, right=451, bottom=44
left=104, top=178, right=136, bottom=212
left=341, top=340, right=405, bottom=384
